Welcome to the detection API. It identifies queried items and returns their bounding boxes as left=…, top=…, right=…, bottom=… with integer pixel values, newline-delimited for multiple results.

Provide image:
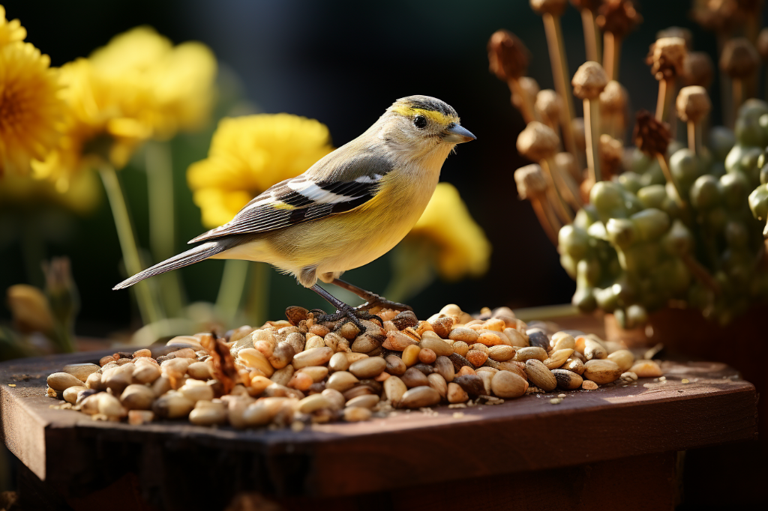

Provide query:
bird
left=114, top=95, right=476, bottom=328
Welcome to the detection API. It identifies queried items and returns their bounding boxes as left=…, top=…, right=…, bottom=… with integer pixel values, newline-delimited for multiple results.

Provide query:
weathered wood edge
left=0, top=351, right=758, bottom=499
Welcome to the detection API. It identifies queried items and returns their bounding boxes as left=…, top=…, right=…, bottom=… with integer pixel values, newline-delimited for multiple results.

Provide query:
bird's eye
left=413, top=115, right=428, bottom=129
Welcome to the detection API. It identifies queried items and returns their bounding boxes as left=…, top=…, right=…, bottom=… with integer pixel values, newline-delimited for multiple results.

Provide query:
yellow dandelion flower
left=188, top=114, right=334, bottom=227
left=0, top=6, right=26, bottom=46
left=31, top=58, right=151, bottom=190
left=408, top=182, right=491, bottom=280
left=0, top=41, right=63, bottom=175
left=0, top=170, right=100, bottom=215
left=89, top=26, right=217, bottom=139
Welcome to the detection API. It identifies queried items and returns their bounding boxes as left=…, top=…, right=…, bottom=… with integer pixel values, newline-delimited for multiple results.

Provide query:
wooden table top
left=0, top=349, right=758, bottom=500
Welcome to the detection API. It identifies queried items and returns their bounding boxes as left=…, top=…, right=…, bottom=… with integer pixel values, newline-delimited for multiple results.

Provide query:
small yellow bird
left=114, top=95, right=475, bottom=326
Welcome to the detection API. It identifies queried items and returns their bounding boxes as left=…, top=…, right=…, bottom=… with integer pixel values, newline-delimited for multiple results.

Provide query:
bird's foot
left=314, top=305, right=383, bottom=332
left=358, top=293, right=413, bottom=313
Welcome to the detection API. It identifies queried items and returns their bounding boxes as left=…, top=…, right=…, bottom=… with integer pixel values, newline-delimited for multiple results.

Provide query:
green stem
left=244, top=262, right=270, bottom=327
left=216, top=259, right=250, bottom=327
left=21, top=214, right=45, bottom=288
left=146, top=141, right=186, bottom=317
left=99, top=165, right=164, bottom=325
left=384, top=239, right=437, bottom=303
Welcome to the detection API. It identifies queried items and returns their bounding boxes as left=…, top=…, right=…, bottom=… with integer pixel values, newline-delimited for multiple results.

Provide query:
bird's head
left=377, top=95, right=475, bottom=156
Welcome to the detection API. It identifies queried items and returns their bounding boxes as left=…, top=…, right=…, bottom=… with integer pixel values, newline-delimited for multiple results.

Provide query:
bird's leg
left=330, top=278, right=413, bottom=312
left=309, top=285, right=383, bottom=331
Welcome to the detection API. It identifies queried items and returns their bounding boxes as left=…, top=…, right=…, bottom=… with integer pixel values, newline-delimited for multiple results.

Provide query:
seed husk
left=189, top=401, right=227, bottom=426
left=62, top=363, right=100, bottom=382
left=62, top=385, right=88, bottom=404
left=584, top=339, right=608, bottom=360
left=120, top=384, right=155, bottom=410
left=419, top=338, right=453, bottom=357
left=329, top=352, right=350, bottom=372
left=326, top=371, right=359, bottom=392
left=434, top=356, right=455, bottom=383
left=447, top=382, right=470, bottom=403
left=525, top=359, right=557, bottom=391
left=383, top=376, right=407, bottom=405
left=630, top=360, right=663, bottom=377
left=608, top=349, right=635, bottom=372
left=514, top=347, right=548, bottom=362
left=427, top=373, right=448, bottom=399
left=488, top=345, right=516, bottom=362
left=552, top=368, right=584, bottom=390
left=346, top=394, right=380, bottom=409
left=47, top=372, right=85, bottom=392
left=399, top=387, right=441, bottom=409
left=349, top=357, right=387, bottom=379
left=385, top=354, right=407, bottom=376
left=543, top=349, right=574, bottom=369
left=344, top=406, right=372, bottom=422
left=583, top=359, right=622, bottom=384
left=491, top=370, right=528, bottom=398
left=454, top=374, right=486, bottom=396
left=401, top=367, right=429, bottom=388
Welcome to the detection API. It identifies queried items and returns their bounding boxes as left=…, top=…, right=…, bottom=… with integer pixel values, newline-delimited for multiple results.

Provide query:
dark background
left=0, top=0, right=736, bottom=336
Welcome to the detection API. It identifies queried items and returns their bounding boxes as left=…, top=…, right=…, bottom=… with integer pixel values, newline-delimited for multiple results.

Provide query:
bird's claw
left=315, top=306, right=383, bottom=332
left=358, top=293, right=413, bottom=312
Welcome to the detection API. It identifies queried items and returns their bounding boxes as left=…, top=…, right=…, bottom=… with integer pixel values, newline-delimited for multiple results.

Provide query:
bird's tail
left=113, top=241, right=229, bottom=290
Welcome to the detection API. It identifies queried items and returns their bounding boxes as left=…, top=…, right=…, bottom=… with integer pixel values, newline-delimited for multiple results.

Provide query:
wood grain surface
left=0, top=350, right=758, bottom=510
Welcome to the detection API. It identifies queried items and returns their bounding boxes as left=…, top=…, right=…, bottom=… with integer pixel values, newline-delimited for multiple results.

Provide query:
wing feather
left=188, top=147, right=394, bottom=244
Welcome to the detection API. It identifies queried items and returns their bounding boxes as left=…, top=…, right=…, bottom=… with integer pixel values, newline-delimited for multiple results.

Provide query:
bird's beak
left=443, top=123, right=476, bottom=144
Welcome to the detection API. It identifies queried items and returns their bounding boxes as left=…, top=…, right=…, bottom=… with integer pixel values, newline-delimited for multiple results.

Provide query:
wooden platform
left=0, top=350, right=758, bottom=511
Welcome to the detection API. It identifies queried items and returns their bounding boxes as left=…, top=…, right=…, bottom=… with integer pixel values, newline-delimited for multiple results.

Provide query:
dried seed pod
left=535, top=89, right=562, bottom=127
left=530, top=0, right=568, bottom=15
left=676, top=86, right=711, bottom=124
left=554, top=152, right=582, bottom=184
left=596, top=0, right=642, bottom=39
left=487, top=29, right=530, bottom=81
left=517, top=122, right=559, bottom=161
left=583, top=359, right=622, bottom=383
left=525, top=359, right=557, bottom=391
left=491, top=370, right=528, bottom=398
left=647, top=37, right=687, bottom=80
left=657, top=26, right=692, bottom=49
left=633, top=110, right=670, bottom=155
left=399, top=387, right=441, bottom=409
left=683, top=52, right=714, bottom=88
left=285, top=306, right=309, bottom=325
left=552, top=368, right=584, bottom=390
left=600, top=134, right=624, bottom=177
left=720, top=38, right=760, bottom=78
left=572, top=61, right=609, bottom=99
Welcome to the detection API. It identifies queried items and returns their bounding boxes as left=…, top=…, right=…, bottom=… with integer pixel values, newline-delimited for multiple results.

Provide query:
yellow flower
left=89, top=26, right=217, bottom=139
left=0, top=41, right=63, bottom=175
left=0, top=169, right=100, bottom=215
left=31, top=59, right=150, bottom=190
left=188, top=114, right=334, bottom=227
left=408, top=183, right=491, bottom=280
left=0, top=6, right=26, bottom=46
left=6, top=284, right=54, bottom=335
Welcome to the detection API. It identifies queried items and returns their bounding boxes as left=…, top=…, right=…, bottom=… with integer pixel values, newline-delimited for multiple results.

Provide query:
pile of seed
left=44, top=304, right=663, bottom=428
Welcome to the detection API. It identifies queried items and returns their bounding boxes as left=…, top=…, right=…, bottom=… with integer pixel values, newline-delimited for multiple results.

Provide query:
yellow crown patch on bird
left=114, top=95, right=475, bottom=329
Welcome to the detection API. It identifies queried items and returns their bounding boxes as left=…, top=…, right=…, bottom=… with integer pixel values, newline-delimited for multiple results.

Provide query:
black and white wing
left=188, top=150, right=394, bottom=244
